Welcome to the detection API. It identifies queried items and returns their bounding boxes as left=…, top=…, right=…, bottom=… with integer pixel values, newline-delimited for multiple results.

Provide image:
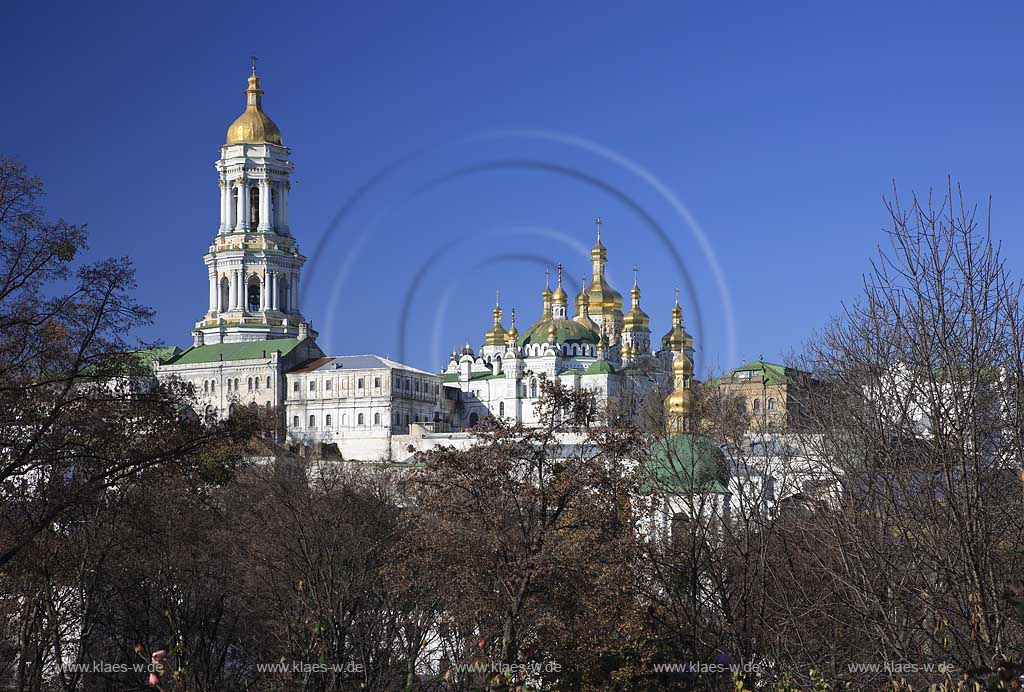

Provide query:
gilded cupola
left=506, top=308, right=519, bottom=345
left=587, top=217, right=624, bottom=321
left=574, top=274, right=599, bottom=331
left=226, top=64, right=283, bottom=146
left=622, top=268, right=651, bottom=332
left=484, top=290, right=508, bottom=347
left=661, top=288, right=692, bottom=353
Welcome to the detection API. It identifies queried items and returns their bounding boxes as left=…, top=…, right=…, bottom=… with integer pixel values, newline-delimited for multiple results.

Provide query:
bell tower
left=193, top=61, right=314, bottom=346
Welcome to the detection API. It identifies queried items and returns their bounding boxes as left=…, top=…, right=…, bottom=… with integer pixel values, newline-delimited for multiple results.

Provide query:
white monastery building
left=156, top=64, right=697, bottom=460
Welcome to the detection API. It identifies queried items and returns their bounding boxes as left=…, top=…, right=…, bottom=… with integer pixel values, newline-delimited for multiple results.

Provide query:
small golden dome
left=226, top=68, right=283, bottom=146
left=506, top=308, right=519, bottom=344
left=622, top=270, right=650, bottom=331
left=552, top=265, right=569, bottom=305
left=665, top=350, right=695, bottom=430
left=484, top=290, right=508, bottom=347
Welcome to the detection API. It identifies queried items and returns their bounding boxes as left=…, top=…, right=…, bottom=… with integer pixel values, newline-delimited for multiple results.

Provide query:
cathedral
left=156, top=65, right=698, bottom=460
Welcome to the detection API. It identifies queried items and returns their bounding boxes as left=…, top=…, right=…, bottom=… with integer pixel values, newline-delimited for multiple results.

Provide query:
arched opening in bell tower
left=219, top=276, right=230, bottom=312
left=248, top=187, right=259, bottom=230
left=247, top=275, right=261, bottom=312
left=278, top=275, right=290, bottom=313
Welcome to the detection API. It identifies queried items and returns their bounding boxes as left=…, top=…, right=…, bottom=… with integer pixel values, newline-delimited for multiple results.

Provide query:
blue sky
left=5, top=1, right=1024, bottom=374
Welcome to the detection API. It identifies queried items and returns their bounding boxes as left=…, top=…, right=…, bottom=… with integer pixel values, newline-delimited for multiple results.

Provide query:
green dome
left=645, top=434, right=729, bottom=494
left=518, top=318, right=600, bottom=347
left=584, top=360, right=615, bottom=375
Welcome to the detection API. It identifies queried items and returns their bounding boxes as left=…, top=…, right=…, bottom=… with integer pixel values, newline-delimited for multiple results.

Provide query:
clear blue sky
left=6, top=2, right=1024, bottom=374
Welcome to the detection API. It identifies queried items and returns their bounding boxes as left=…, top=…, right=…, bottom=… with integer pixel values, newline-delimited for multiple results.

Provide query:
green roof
left=713, top=360, right=801, bottom=386
left=164, top=338, right=303, bottom=366
left=644, top=434, right=729, bottom=494
left=584, top=360, right=615, bottom=375
left=441, top=371, right=501, bottom=383
left=518, top=318, right=600, bottom=347
left=136, top=346, right=183, bottom=368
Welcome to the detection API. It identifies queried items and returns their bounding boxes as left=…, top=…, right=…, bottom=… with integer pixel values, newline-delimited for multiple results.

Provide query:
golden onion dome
left=226, top=68, right=283, bottom=146
left=484, top=291, right=508, bottom=347
left=661, top=291, right=691, bottom=352
left=622, top=272, right=651, bottom=331
left=506, top=308, right=519, bottom=344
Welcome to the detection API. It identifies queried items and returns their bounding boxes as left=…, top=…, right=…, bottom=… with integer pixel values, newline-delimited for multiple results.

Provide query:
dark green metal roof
left=584, top=360, right=615, bottom=375
left=645, top=434, right=729, bottom=494
left=164, top=338, right=303, bottom=365
left=518, top=318, right=600, bottom=347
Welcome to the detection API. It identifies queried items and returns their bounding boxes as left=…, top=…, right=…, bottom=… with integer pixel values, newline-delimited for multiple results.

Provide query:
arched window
left=246, top=276, right=261, bottom=312
left=247, top=377, right=253, bottom=391
left=219, top=276, right=230, bottom=312
left=278, top=275, right=289, bottom=312
left=204, top=381, right=209, bottom=394
left=357, top=413, right=365, bottom=426
left=752, top=398, right=761, bottom=414
left=210, top=380, right=215, bottom=392
left=226, top=379, right=232, bottom=392
left=254, top=377, right=259, bottom=390
left=374, top=412, right=381, bottom=426
left=266, top=376, right=271, bottom=389
left=767, top=398, right=776, bottom=412
left=530, top=379, right=538, bottom=398
left=234, top=378, right=239, bottom=391
left=325, top=414, right=332, bottom=427
left=499, top=401, right=505, bottom=417
left=249, top=186, right=259, bottom=229
left=229, top=403, right=238, bottom=417
left=309, top=415, right=316, bottom=428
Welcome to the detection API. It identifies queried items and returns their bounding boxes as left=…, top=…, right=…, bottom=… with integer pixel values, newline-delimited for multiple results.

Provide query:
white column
left=218, top=180, right=228, bottom=233
left=241, top=182, right=251, bottom=231
left=281, top=182, right=290, bottom=233
left=234, top=182, right=245, bottom=232
left=208, top=271, right=217, bottom=312
left=228, top=270, right=237, bottom=310
left=258, top=180, right=271, bottom=231
left=260, top=272, right=268, bottom=310
left=270, top=272, right=278, bottom=310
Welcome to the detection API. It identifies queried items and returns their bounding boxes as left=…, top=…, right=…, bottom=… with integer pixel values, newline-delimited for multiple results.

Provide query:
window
left=226, top=379, right=232, bottom=392
left=293, top=381, right=299, bottom=393
left=254, top=377, right=259, bottom=390
left=530, top=379, right=538, bottom=398
left=266, top=376, right=272, bottom=389
left=247, top=377, right=253, bottom=392
left=234, top=378, right=239, bottom=391
left=767, top=398, right=776, bottom=412
left=393, top=413, right=399, bottom=425
left=499, top=401, right=505, bottom=417
left=211, top=381, right=215, bottom=392
left=469, top=412, right=479, bottom=427
left=309, top=380, right=316, bottom=391
left=326, top=414, right=332, bottom=427
left=204, top=381, right=209, bottom=394
left=309, top=415, right=316, bottom=428
left=736, top=370, right=753, bottom=380
left=292, top=415, right=299, bottom=427
left=374, top=412, right=380, bottom=426
left=326, top=380, right=332, bottom=391
left=752, top=398, right=761, bottom=414
left=357, top=413, right=365, bottom=426
left=358, top=377, right=365, bottom=389
left=374, top=376, right=381, bottom=388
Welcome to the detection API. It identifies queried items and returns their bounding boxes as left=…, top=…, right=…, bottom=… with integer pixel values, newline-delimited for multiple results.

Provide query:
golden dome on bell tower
left=225, top=60, right=283, bottom=146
